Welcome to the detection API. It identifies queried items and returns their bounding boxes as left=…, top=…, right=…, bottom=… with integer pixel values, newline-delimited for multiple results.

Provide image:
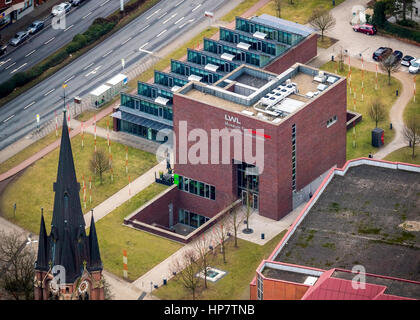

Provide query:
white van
left=409, top=59, right=420, bottom=74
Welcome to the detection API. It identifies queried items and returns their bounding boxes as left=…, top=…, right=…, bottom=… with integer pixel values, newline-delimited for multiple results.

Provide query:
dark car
left=9, top=31, right=29, bottom=46
left=0, top=44, right=6, bottom=56
left=353, top=24, right=377, bottom=35
left=392, top=50, right=403, bottom=61
left=27, top=20, right=44, bottom=35
left=401, top=55, right=416, bottom=67
left=71, top=0, right=86, bottom=6
left=372, top=47, right=392, bottom=61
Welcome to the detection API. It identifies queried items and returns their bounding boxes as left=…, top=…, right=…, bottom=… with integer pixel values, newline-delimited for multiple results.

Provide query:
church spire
left=35, top=209, right=48, bottom=271
left=88, top=211, right=102, bottom=271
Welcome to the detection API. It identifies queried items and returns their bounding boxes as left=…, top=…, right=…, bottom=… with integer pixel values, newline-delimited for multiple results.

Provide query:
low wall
left=346, top=110, right=362, bottom=130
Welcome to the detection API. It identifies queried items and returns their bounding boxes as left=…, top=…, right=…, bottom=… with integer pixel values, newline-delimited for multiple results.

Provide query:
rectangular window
left=327, top=115, right=338, bottom=128
left=292, top=124, right=297, bottom=191
left=177, top=175, right=215, bottom=200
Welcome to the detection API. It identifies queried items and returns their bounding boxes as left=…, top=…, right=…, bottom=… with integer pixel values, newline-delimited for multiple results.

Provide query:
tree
left=372, top=1, right=387, bottom=28
left=273, top=0, right=281, bottom=18
left=213, top=222, right=230, bottom=264
left=380, top=54, right=400, bottom=85
left=368, top=100, right=386, bottom=128
left=397, top=0, right=415, bottom=21
left=309, top=8, right=336, bottom=41
left=228, top=203, right=243, bottom=248
left=193, top=236, right=213, bottom=289
left=403, top=116, right=420, bottom=158
left=0, top=231, right=36, bottom=300
left=89, top=149, right=110, bottom=185
left=170, top=249, right=201, bottom=300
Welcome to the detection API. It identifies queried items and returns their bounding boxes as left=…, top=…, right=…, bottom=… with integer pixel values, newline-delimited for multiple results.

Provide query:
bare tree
left=403, top=116, right=420, bottom=159
left=228, top=203, right=243, bottom=248
left=273, top=0, right=282, bottom=18
left=0, top=231, right=36, bottom=300
left=213, top=222, right=230, bottom=264
left=309, top=8, right=336, bottom=41
left=380, top=54, right=400, bottom=85
left=170, top=249, right=201, bottom=300
left=368, top=100, right=386, bottom=128
left=89, top=149, right=110, bottom=185
left=193, top=236, right=213, bottom=289
left=337, top=47, right=345, bottom=72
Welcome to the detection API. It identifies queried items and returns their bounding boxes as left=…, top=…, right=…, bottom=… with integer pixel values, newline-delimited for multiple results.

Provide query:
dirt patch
left=400, top=221, right=420, bottom=232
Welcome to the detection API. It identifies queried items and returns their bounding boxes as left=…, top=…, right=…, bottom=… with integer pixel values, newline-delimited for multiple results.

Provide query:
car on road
left=409, top=59, right=420, bottom=74
left=52, top=2, right=71, bottom=16
left=372, top=47, right=392, bottom=61
left=70, top=0, right=86, bottom=6
left=9, top=31, right=29, bottom=46
left=352, top=24, right=377, bottom=35
left=27, top=20, right=45, bottom=35
left=401, top=55, right=416, bottom=67
left=392, top=50, right=403, bottom=62
left=0, top=44, right=7, bottom=56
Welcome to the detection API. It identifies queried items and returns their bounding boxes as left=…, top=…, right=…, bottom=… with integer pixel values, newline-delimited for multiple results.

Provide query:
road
left=0, top=0, right=227, bottom=151
left=0, top=0, right=132, bottom=84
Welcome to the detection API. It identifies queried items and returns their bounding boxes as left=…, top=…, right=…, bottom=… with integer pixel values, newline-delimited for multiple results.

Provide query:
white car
left=409, top=59, right=420, bottom=74
left=52, top=2, right=71, bottom=16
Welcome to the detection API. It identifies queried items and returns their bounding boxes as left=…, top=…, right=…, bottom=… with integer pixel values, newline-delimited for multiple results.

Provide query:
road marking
left=121, top=37, right=132, bottom=45
left=192, top=4, right=201, bottom=12
left=100, top=0, right=110, bottom=7
left=82, top=12, right=92, bottom=19
left=3, top=114, right=15, bottom=123
left=140, top=24, right=150, bottom=32
left=24, top=101, right=35, bottom=110
left=139, top=42, right=153, bottom=54
left=156, top=29, right=167, bottom=38
left=178, top=22, right=187, bottom=29
left=174, top=16, right=184, bottom=24
left=64, top=24, right=74, bottom=32
left=44, top=88, right=55, bottom=96
left=94, top=65, right=102, bottom=71
left=146, top=8, right=161, bottom=20
left=83, top=62, right=94, bottom=70
left=157, top=11, right=167, bottom=19
left=64, top=75, right=75, bottom=83
left=175, top=0, right=184, bottom=6
left=44, top=37, right=55, bottom=45
left=5, top=62, right=16, bottom=70
left=0, top=58, right=11, bottom=67
left=163, top=13, right=177, bottom=24
left=11, top=62, right=27, bottom=74
left=25, top=49, right=36, bottom=57
left=102, top=50, right=113, bottom=57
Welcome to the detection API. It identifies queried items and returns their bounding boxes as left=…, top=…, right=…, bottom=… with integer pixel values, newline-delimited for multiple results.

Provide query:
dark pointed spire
left=35, top=209, right=48, bottom=271
left=60, top=222, right=77, bottom=283
left=88, top=211, right=102, bottom=271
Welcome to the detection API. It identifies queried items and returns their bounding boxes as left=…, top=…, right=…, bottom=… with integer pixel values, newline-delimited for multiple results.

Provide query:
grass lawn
left=321, top=61, right=401, bottom=160
left=76, top=109, right=99, bottom=122
left=0, top=130, right=62, bottom=175
left=0, top=133, right=157, bottom=234
left=97, top=114, right=114, bottom=131
left=95, top=183, right=182, bottom=281
left=256, top=0, right=345, bottom=24
left=154, top=230, right=287, bottom=300
left=403, top=75, right=420, bottom=124
left=384, top=147, right=420, bottom=165
left=317, top=35, right=338, bottom=49
left=220, top=0, right=260, bottom=23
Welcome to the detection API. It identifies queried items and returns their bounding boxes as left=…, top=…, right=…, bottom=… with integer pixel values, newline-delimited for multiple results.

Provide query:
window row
left=178, top=175, right=216, bottom=200
left=187, top=49, right=238, bottom=73
left=220, top=28, right=277, bottom=56
left=171, top=60, right=223, bottom=84
left=154, top=71, right=188, bottom=88
left=121, top=94, right=173, bottom=121
left=178, top=209, right=209, bottom=229
left=204, top=39, right=262, bottom=67
left=138, top=82, right=173, bottom=103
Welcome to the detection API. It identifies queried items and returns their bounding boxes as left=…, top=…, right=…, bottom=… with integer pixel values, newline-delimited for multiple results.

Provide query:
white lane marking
left=157, top=11, right=167, bottom=19
left=139, top=43, right=153, bottom=54
left=163, top=13, right=177, bottom=24
left=25, top=49, right=36, bottom=57
left=44, top=37, right=55, bottom=45
left=3, top=114, right=15, bottom=123
left=0, top=58, right=11, bottom=67
left=175, top=0, right=184, bottom=6
left=10, top=62, right=27, bottom=74
left=64, top=24, right=74, bottom=32
left=44, top=88, right=55, bottom=96
left=102, top=50, right=113, bottom=57
left=100, top=0, right=110, bottom=7
left=5, top=62, right=16, bottom=70
left=24, top=101, right=35, bottom=110
left=64, top=75, right=75, bottom=83
left=192, top=4, right=201, bottom=12
left=156, top=29, right=167, bottom=38
left=146, top=8, right=161, bottom=20
left=85, top=65, right=102, bottom=77
left=178, top=22, right=187, bottom=29
left=94, top=65, right=102, bottom=71
left=139, top=42, right=149, bottom=49
left=140, top=24, right=150, bottom=32
left=121, top=37, right=132, bottom=45
left=174, top=16, right=184, bottom=24
left=83, top=12, right=92, bottom=19
left=83, top=62, right=94, bottom=70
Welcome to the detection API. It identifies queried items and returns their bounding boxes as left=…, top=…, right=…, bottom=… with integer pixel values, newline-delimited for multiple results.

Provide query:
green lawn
left=95, top=183, right=182, bottom=281
left=97, top=114, right=114, bottom=131
left=403, top=75, right=420, bottom=124
left=154, top=230, right=287, bottom=300
left=220, top=0, right=260, bottom=23
left=0, top=130, right=62, bottom=175
left=256, top=0, right=345, bottom=24
left=384, top=147, right=420, bottom=165
left=321, top=61, right=401, bottom=160
left=0, top=133, right=157, bottom=234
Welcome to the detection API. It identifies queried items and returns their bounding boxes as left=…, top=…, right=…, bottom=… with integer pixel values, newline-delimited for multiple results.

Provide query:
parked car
left=27, top=20, right=44, bottom=35
left=352, top=24, right=377, bottom=35
left=52, top=2, right=71, bottom=16
left=401, top=55, right=416, bottom=67
left=409, top=59, right=420, bottom=74
left=392, top=50, right=403, bottom=62
left=0, top=44, right=6, bottom=56
left=9, top=31, right=29, bottom=46
left=372, top=47, right=392, bottom=61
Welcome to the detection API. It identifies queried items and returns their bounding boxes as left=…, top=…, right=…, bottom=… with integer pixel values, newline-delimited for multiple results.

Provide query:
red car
left=352, top=24, right=377, bottom=35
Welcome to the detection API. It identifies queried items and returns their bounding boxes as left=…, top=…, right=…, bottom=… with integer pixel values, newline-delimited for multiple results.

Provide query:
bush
left=372, top=1, right=386, bottom=28
left=66, top=40, right=83, bottom=54
left=383, top=21, right=420, bottom=43
left=0, top=79, right=16, bottom=98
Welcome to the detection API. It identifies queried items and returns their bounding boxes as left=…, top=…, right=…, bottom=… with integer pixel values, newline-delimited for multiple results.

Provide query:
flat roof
left=90, top=84, right=111, bottom=97
left=273, top=164, right=420, bottom=298
left=251, top=14, right=314, bottom=37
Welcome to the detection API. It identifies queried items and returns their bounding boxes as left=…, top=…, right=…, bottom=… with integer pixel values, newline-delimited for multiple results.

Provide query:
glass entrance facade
left=237, top=162, right=259, bottom=210
left=178, top=209, right=209, bottom=229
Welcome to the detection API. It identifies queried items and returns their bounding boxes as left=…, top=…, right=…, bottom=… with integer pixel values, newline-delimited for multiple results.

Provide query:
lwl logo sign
left=225, top=114, right=241, bottom=124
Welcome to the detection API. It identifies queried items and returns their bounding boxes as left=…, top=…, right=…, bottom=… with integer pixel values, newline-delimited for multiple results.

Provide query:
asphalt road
left=0, top=0, right=132, bottom=84
left=0, top=0, right=227, bottom=151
